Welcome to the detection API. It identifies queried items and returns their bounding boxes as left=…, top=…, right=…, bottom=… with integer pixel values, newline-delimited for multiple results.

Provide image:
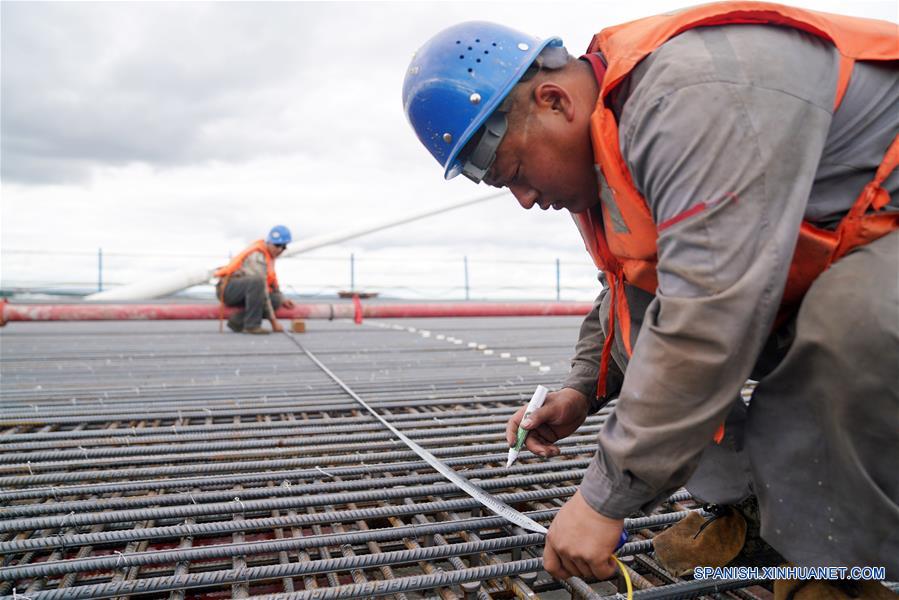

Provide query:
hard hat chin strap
left=461, top=111, right=508, bottom=184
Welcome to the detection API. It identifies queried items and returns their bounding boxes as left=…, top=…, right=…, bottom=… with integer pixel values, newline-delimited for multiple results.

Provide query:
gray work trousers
left=603, top=230, right=899, bottom=574
left=747, top=230, right=899, bottom=574
left=218, top=276, right=282, bottom=330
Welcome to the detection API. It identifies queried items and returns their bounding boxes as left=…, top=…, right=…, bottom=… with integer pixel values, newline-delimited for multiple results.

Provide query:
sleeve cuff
left=562, top=363, right=625, bottom=415
left=579, top=449, right=666, bottom=519
left=562, top=363, right=598, bottom=405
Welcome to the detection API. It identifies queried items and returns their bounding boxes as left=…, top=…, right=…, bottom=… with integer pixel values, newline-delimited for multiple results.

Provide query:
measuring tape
left=284, top=332, right=632, bottom=596
left=286, top=333, right=547, bottom=533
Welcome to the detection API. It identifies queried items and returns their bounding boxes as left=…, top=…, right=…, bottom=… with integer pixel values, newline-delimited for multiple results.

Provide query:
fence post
left=464, top=256, right=470, bottom=301
left=350, top=253, right=355, bottom=291
left=98, top=248, right=104, bottom=292
left=555, top=258, right=560, bottom=301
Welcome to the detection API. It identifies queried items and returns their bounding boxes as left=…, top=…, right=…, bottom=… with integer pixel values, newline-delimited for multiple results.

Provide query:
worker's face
left=484, top=82, right=598, bottom=214
left=267, top=243, right=286, bottom=257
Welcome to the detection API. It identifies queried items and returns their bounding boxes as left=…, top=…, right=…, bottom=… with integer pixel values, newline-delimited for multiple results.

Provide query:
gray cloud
left=1, top=3, right=321, bottom=183
left=1, top=1, right=616, bottom=185
left=4, top=1, right=896, bottom=185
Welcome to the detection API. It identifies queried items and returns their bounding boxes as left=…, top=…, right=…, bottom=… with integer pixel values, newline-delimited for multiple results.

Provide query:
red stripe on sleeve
left=658, top=202, right=708, bottom=232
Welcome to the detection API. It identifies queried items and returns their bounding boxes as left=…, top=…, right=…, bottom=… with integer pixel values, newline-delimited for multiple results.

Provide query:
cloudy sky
left=2, top=1, right=895, bottom=300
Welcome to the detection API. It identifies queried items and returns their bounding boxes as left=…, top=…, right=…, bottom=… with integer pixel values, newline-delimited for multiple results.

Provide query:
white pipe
left=85, top=192, right=505, bottom=301
left=279, top=192, right=504, bottom=258
left=76, top=266, right=217, bottom=302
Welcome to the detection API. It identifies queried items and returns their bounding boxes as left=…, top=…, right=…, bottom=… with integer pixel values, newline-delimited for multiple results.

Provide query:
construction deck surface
left=0, top=317, right=768, bottom=599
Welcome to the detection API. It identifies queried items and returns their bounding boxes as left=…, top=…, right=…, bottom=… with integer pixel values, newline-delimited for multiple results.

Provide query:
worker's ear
left=532, top=82, right=576, bottom=122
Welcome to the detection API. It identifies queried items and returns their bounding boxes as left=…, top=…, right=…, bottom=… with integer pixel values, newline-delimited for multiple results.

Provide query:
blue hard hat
left=402, top=21, right=562, bottom=180
left=266, top=225, right=292, bottom=245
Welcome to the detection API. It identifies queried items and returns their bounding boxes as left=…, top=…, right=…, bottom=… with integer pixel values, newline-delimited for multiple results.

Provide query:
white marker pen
left=506, top=385, right=548, bottom=467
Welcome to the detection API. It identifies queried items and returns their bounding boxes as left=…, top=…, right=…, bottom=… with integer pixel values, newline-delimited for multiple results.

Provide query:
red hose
left=0, top=301, right=593, bottom=325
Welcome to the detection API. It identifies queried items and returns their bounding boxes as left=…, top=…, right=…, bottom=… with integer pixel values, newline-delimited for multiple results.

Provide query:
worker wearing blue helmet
left=214, top=225, right=296, bottom=334
left=403, top=7, right=899, bottom=596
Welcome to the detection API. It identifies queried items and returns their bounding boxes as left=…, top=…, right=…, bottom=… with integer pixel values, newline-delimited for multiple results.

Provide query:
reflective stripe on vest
left=573, top=2, right=899, bottom=400
left=213, top=240, right=279, bottom=292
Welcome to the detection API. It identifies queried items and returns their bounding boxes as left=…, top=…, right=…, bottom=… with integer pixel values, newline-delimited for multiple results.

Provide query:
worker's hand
left=270, top=320, right=284, bottom=333
left=281, top=299, right=295, bottom=309
left=505, top=387, right=589, bottom=458
left=544, top=490, right=623, bottom=581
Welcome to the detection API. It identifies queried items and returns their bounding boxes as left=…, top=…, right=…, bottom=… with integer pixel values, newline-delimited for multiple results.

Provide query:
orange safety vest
left=214, top=240, right=279, bottom=292
left=573, top=2, right=899, bottom=401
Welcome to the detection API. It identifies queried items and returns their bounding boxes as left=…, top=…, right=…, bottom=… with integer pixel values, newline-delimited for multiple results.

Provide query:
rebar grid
left=1, top=317, right=763, bottom=599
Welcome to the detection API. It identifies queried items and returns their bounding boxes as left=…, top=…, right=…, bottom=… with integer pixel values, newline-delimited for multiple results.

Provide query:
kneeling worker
left=215, top=225, right=295, bottom=334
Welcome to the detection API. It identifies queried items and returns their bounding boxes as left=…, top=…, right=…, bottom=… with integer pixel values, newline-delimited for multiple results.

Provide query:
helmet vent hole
left=492, top=42, right=497, bottom=46
left=484, top=50, right=489, bottom=54
left=468, top=46, right=473, bottom=50
left=467, top=68, right=473, bottom=73
left=456, top=40, right=461, bottom=44
left=476, top=58, right=481, bottom=63
left=459, top=55, right=464, bottom=59
left=475, top=38, right=480, bottom=43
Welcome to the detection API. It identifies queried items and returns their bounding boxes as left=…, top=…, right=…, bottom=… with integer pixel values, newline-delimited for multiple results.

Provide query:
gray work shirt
left=561, top=24, right=899, bottom=518
left=235, top=250, right=276, bottom=318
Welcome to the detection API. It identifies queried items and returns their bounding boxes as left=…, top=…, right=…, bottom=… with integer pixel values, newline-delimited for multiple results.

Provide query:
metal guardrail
left=1, top=247, right=601, bottom=301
